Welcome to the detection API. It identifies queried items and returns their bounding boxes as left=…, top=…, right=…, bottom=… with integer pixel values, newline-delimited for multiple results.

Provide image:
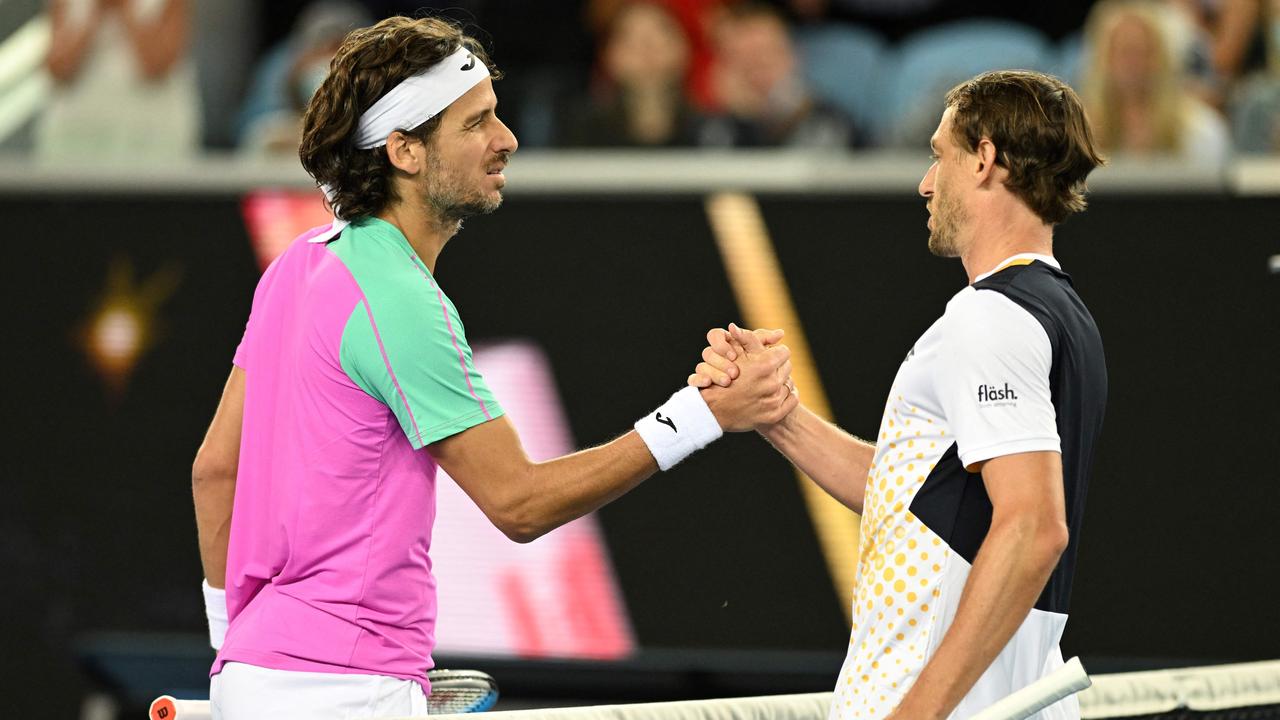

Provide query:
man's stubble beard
left=926, top=191, right=967, bottom=259
left=422, top=153, right=504, bottom=226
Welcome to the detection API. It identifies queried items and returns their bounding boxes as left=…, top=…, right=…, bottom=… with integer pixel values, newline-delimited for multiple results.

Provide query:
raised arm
left=118, top=0, right=190, bottom=79
left=756, top=404, right=873, bottom=513
left=430, top=341, right=797, bottom=543
left=46, top=0, right=100, bottom=84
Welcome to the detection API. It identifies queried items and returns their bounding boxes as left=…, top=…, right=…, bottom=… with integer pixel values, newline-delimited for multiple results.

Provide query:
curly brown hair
left=299, top=16, right=500, bottom=221
left=945, top=70, right=1104, bottom=225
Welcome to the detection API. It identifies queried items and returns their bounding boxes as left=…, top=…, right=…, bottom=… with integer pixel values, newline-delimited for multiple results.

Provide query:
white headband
left=311, top=46, right=490, bottom=243
left=352, top=45, right=490, bottom=149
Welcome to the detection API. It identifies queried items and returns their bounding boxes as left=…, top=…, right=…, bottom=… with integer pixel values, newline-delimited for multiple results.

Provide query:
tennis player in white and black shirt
left=692, top=70, right=1108, bottom=720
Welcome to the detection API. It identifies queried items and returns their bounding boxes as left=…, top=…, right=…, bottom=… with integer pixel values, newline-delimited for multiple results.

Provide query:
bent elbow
left=191, top=453, right=235, bottom=491
left=1037, top=521, right=1070, bottom=566
left=493, top=509, right=548, bottom=544
left=501, top=524, right=541, bottom=544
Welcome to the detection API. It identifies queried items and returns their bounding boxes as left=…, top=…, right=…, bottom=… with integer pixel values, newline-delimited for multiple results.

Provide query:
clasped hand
left=689, top=323, right=798, bottom=432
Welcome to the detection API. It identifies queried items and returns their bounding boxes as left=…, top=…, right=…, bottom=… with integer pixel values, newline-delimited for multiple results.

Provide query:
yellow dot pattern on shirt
left=833, top=394, right=953, bottom=720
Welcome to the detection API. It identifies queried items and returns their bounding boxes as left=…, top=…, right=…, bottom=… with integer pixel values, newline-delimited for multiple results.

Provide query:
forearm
left=759, top=404, right=873, bottom=512
left=528, top=431, right=657, bottom=533
left=192, top=470, right=235, bottom=588
left=892, top=515, right=1065, bottom=720
left=435, top=402, right=669, bottom=544
left=1211, top=0, right=1262, bottom=77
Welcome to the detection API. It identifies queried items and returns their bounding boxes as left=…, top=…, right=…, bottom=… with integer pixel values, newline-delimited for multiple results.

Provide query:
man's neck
left=959, top=205, right=1054, bottom=283
left=375, top=202, right=459, bottom=274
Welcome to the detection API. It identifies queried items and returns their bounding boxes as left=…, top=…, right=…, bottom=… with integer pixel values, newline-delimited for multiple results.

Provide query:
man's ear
left=973, top=137, right=1001, bottom=185
left=384, top=131, right=424, bottom=175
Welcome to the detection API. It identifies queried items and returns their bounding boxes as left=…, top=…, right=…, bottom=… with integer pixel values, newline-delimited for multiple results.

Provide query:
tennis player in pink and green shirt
left=191, top=16, right=798, bottom=720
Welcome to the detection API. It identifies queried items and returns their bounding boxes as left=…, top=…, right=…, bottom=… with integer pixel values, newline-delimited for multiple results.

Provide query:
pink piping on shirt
left=404, top=254, right=492, bottom=421
left=358, top=298, right=424, bottom=442
left=328, top=248, right=425, bottom=443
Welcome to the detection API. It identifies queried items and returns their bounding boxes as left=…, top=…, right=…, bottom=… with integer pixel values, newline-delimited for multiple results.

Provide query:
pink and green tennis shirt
left=213, top=216, right=503, bottom=695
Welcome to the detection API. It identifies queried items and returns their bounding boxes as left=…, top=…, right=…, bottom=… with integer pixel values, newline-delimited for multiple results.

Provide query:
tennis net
left=1078, top=660, right=1280, bottom=720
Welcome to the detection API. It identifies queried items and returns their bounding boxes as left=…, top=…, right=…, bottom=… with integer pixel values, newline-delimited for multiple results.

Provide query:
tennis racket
left=425, top=668, right=500, bottom=713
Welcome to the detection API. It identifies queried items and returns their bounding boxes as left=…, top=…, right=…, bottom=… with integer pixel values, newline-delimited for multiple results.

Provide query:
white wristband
left=635, top=386, right=723, bottom=471
left=202, top=580, right=228, bottom=651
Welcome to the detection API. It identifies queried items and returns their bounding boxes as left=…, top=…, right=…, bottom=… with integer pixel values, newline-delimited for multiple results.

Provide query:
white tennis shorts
left=211, top=661, right=429, bottom=720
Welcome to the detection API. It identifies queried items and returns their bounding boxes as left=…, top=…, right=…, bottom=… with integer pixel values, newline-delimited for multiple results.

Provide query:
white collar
left=973, top=253, right=1060, bottom=283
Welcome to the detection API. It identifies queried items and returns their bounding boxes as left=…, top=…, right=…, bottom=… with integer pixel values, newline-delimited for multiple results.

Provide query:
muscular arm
left=887, top=451, right=1069, bottom=720
left=432, top=343, right=796, bottom=543
left=758, top=405, right=873, bottom=513
left=191, top=367, right=244, bottom=589
left=430, top=418, right=657, bottom=543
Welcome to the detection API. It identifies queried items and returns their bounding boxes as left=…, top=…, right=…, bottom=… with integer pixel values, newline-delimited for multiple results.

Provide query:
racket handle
left=149, top=696, right=212, bottom=720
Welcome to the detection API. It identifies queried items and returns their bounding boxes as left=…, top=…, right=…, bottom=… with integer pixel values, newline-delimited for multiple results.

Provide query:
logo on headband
left=460, top=54, right=475, bottom=71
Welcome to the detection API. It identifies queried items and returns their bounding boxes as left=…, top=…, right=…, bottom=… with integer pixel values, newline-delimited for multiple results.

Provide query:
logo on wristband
left=655, top=412, right=677, bottom=433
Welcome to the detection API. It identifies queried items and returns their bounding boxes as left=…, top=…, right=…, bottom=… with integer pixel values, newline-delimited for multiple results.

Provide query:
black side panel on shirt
left=909, top=442, right=992, bottom=565
left=910, top=261, right=1107, bottom=615
left=976, top=261, right=1107, bottom=614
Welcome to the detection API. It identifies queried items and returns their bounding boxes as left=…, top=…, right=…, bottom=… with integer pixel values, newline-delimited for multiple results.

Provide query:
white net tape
left=1077, top=660, right=1280, bottom=719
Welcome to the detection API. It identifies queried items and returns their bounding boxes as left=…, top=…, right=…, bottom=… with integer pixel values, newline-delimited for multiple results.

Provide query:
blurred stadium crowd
left=1, top=0, right=1277, bottom=166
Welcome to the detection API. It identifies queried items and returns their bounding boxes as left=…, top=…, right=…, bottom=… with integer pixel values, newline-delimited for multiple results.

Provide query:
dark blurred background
left=1, top=0, right=1278, bottom=717
left=2, top=188, right=1277, bottom=717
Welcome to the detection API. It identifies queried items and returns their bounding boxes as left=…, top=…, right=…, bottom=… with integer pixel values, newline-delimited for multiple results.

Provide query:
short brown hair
left=945, top=70, right=1104, bottom=225
left=299, top=16, right=500, bottom=221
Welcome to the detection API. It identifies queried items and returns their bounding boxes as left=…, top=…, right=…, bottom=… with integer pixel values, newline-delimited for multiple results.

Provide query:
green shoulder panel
left=333, top=218, right=503, bottom=449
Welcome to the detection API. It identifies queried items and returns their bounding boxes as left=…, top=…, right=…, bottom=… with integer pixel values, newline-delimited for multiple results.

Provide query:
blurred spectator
left=703, top=2, right=855, bottom=147
left=1080, top=0, right=1232, bottom=165
left=1163, top=0, right=1267, bottom=109
left=587, top=0, right=730, bottom=110
left=1175, top=0, right=1268, bottom=85
left=237, top=0, right=371, bottom=155
left=562, top=1, right=710, bottom=147
left=1229, top=0, right=1280, bottom=152
left=766, top=0, right=1093, bottom=43
left=37, top=0, right=200, bottom=161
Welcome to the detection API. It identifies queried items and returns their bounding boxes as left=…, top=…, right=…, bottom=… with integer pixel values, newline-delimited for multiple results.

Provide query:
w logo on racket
left=460, top=54, right=476, bottom=71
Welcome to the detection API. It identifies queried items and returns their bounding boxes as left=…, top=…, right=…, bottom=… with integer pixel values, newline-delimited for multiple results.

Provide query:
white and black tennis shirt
left=830, top=254, right=1107, bottom=720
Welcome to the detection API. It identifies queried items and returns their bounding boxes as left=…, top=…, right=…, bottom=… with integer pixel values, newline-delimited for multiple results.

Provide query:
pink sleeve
left=232, top=325, right=250, bottom=369
left=233, top=254, right=284, bottom=370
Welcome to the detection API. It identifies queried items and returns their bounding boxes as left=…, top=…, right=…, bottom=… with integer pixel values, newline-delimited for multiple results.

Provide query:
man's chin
left=478, top=192, right=503, bottom=215
left=927, top=232, right=959, bottom=258
left=443, top=194, right=503, bottom=221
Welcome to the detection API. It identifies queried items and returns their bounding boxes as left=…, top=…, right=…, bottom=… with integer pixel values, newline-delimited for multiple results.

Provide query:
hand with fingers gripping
left=688, top=323, right=797, bottom=398
left=697, top=323, right=799, bottom=432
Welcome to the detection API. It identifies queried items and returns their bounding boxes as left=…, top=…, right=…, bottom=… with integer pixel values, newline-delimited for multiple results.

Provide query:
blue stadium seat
left=794, top=23, right=891, bottom=138
left=881, top=20, right=1053, bottom=147
left=1053, top=32, right=1087, bottom=87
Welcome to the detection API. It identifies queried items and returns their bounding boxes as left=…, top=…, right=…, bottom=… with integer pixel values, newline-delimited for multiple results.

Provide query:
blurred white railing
left=0, top=150, right=1276, bottom=195
left=0, top=14, right=51, bottom=143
